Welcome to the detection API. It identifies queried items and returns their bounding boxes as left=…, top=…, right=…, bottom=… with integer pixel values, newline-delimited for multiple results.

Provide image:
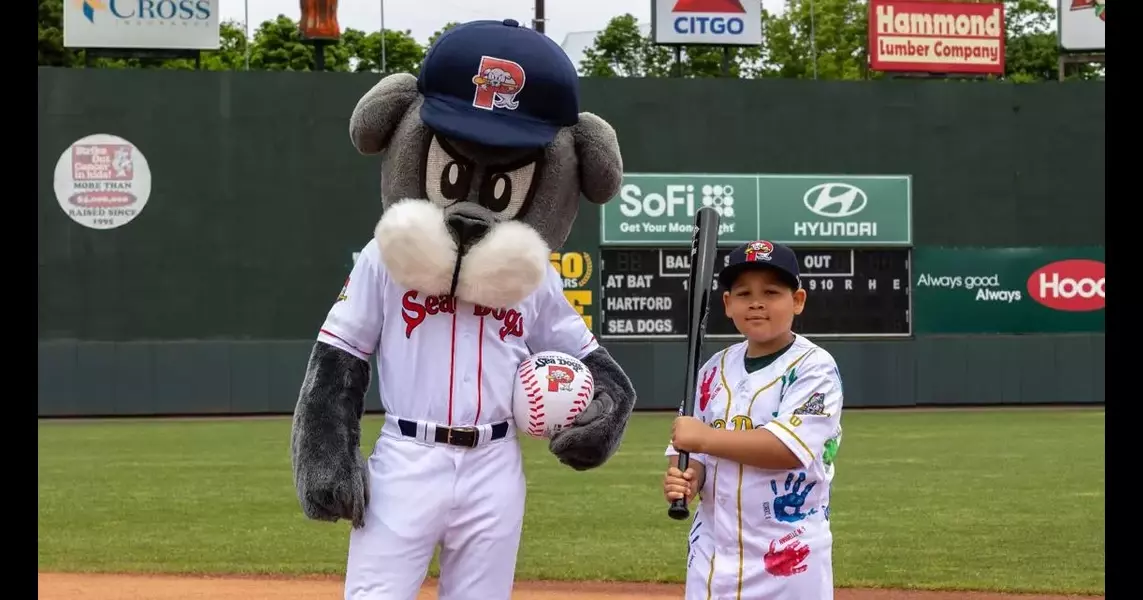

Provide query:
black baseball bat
left=668, top=206, right=720, bottom=521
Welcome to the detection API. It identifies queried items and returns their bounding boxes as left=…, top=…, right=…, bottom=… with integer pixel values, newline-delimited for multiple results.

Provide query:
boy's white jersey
left=666, top=334, right=843, bottom=600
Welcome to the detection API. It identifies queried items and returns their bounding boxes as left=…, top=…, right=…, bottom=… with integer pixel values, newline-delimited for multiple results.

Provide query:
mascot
left=289, top=18, right=637, bottom=600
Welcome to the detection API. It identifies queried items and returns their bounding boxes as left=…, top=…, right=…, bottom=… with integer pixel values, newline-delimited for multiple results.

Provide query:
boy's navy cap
left=718, top=240, right=802, bottom=290
left=417, top=19, right=580, bottom=149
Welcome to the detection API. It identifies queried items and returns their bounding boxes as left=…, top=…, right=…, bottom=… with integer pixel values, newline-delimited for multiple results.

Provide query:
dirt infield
left=37, top=573, right=1104, bottom=600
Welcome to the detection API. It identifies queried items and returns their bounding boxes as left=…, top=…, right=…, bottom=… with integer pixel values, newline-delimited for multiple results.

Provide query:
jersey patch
left=793, top=392, right=829, bottom=417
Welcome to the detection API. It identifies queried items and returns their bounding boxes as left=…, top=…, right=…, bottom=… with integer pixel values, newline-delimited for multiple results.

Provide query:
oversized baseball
left=512, top=351, right=594, bottom=440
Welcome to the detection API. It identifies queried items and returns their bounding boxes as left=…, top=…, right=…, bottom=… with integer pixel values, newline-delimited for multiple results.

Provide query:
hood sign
left=1026, top=259, right=1105, bottom=312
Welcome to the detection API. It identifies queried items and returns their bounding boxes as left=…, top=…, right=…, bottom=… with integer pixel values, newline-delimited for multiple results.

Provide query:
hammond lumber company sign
left=868, top=0, right=1006, bottom=75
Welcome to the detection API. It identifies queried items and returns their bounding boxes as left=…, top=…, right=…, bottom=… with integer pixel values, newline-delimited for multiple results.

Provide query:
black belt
left=397, top=419, right=509, bottom=449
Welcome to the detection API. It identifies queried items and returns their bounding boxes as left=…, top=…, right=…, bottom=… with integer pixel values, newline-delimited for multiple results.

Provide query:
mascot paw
left=548, top=393, right=621, bottom=471
left=296, top=449, right=370, bottom=529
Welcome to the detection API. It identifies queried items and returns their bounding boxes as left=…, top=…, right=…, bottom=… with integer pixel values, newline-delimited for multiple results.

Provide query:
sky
left=217, top=0, right=789, bottom=48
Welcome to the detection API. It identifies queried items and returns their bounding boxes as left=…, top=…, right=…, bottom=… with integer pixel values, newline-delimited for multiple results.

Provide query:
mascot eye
left=481, top=174, right=512, bottom=211
left=440, top=161, right=468, bottom=201
left=425, top=136, right=473, bottom=207
left=478, top=162, right=536, bottom=220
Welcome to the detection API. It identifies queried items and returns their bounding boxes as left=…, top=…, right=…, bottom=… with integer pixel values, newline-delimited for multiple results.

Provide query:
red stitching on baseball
left=526, top=358, right=546, bottom=433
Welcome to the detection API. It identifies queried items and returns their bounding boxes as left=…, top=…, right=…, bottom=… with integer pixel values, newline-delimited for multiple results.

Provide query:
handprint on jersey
left=764, top=538, right=811, bottom=577
left=770, top=472, right=817, bottom=523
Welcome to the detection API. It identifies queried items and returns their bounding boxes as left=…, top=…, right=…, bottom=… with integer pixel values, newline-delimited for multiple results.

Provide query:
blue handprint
left=770, top=472, right=817, bottom=523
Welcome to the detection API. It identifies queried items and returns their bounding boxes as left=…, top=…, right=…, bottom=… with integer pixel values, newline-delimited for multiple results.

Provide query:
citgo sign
left=652, top=0, right=763, bottom=46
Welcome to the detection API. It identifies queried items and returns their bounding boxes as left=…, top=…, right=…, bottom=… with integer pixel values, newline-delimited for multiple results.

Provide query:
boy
left=663, top=239, right=844, bottom=600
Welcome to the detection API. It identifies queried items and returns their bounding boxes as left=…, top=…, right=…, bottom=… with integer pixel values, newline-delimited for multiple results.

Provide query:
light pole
left=809, top=0, right=818, bottom=80
left=380, top=0, right=387, bottom=74
left=244, top=0, right=250, bottom=70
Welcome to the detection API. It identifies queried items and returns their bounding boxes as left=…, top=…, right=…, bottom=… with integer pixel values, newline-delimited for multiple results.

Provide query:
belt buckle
left=448, top=426, right=478, bottom=448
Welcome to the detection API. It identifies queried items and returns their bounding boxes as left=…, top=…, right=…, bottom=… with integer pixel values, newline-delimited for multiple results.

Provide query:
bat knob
left=668, top=499, right=690, bottom=520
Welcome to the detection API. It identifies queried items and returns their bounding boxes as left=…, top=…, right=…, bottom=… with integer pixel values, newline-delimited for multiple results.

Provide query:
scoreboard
left=599, top=247, right=911, bottom=339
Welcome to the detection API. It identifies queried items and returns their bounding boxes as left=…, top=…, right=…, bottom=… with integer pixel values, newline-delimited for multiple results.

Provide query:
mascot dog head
left=349, top=19, right=622, bottom=309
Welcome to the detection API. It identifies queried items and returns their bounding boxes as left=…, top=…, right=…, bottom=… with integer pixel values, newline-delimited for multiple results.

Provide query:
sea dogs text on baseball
left=533, top=354, right=586, bottom=374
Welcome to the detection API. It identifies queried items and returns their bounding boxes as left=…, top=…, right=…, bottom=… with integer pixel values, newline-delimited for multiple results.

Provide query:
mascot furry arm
left=291, top=61, right=636, bottom=527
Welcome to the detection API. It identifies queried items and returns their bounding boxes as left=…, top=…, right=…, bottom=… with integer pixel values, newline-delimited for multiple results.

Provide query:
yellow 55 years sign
left=551, top=251, right=594, bottom=330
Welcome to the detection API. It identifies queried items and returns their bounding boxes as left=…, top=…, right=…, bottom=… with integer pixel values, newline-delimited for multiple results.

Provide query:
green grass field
left=38, top=408, right=1105, bottom=595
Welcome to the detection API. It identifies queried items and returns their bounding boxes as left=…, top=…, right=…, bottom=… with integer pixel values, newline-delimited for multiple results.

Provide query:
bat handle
left=668, top=498, right=690, bottom=520
left=667, top=451, right=692, bottom=520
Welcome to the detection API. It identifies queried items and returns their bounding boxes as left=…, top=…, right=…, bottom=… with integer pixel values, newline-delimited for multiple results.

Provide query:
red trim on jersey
left=319, top=329, right=372, bottom=356
left=475, top=315, right=485, bottom=424
left=447, top=312, right=457, bottom=426
left=580, top=335, right=597, bottom=351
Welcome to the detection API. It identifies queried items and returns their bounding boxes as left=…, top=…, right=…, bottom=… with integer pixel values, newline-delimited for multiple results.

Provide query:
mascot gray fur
left=289, top=18, right=637, bottom=600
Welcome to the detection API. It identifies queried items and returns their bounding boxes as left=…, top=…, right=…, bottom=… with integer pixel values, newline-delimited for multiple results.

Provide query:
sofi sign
left=652, top=0, right=763, bottom=46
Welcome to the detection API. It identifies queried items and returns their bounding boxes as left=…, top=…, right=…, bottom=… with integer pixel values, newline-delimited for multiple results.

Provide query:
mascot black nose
left=447, top=214, right=489, bottom=249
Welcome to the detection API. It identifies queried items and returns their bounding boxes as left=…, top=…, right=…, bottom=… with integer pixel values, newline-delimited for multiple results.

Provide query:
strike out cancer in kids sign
left=53, top=133, right=152, bottom=230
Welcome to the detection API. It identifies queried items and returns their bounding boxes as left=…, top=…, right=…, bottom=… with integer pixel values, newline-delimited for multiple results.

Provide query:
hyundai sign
left=652, top=0, right=763, bottom=46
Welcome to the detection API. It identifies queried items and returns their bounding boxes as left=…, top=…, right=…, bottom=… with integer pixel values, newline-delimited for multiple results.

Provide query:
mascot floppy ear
left=349, top=73, right=420, bottom=155
left=572, top=112, right=624, bottom=205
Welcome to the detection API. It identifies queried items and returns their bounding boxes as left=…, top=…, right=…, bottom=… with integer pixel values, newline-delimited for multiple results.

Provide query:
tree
left=764, top=0, right=870, bottom=80
left=39, top=0, right=81, bottom=67
left=200, top=21, right=255, bottom=71
left=579, top=14, right=661, bottom=77
left=426, top=22, right=462, bottom=49
left=1002, top=0, right=1101, bottom=82
left=340, top=28, right=424, bottom=74
left=244, top=15, right=340, bottom=71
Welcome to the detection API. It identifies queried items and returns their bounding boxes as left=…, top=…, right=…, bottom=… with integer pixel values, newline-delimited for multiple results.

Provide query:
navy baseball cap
left=417, top=19, right=580, bottom=149
left=718, top=240, right=802, bottom=291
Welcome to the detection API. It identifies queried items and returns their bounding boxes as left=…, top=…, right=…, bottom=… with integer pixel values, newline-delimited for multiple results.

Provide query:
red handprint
left=764, top=539, right=810, bottom=577
left=698, top=368, right=718, bottom=412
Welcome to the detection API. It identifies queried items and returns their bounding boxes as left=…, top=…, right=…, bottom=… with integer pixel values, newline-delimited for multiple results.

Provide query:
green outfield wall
left=37, top=67, right=1105, bottom=416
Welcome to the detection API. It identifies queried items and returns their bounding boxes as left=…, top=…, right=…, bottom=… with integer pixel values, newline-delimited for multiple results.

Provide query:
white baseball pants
left=344, top=418, right=525, bottom=600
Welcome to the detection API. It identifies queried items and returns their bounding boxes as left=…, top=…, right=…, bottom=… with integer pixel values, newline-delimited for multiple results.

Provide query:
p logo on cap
left=745, top=240, right=774, bottom=262
left=472, top=56, right=526, bottom=111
